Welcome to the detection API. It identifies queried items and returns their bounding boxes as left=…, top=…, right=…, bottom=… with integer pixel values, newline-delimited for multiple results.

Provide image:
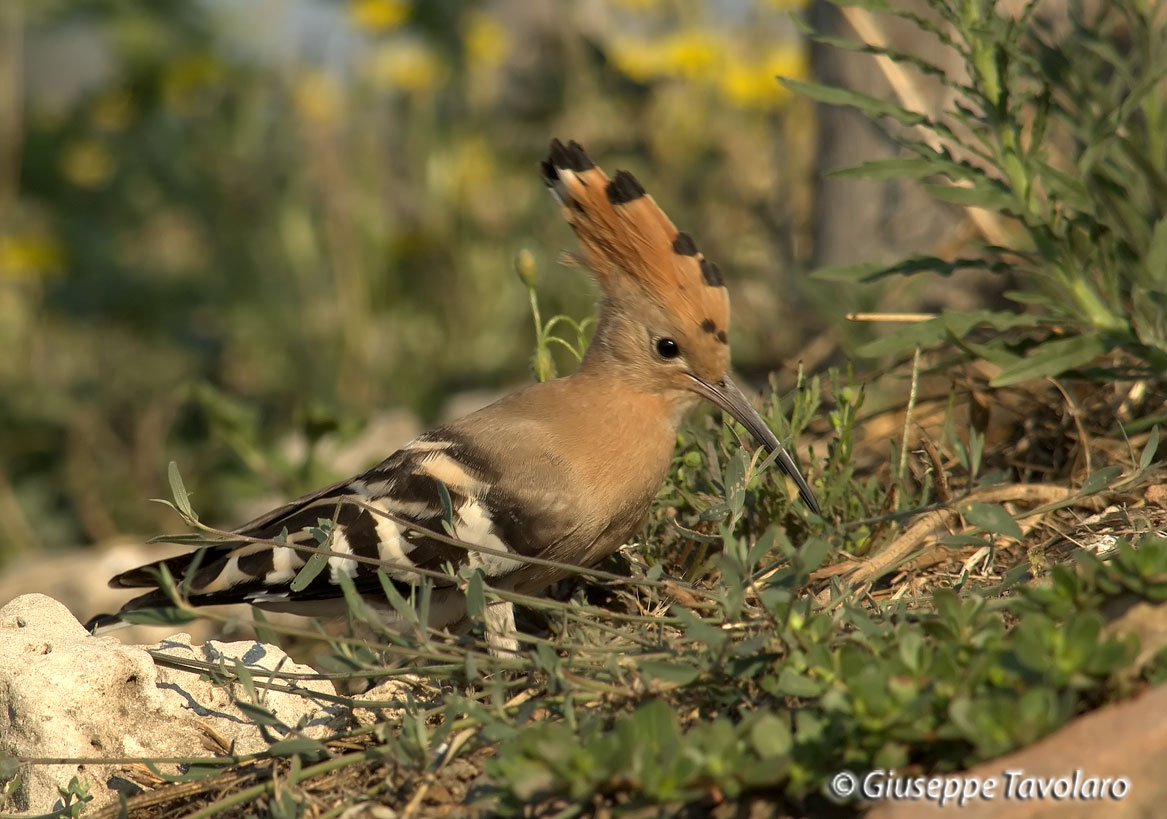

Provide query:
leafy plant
left=794, top=0, right=1167, bottom=385
left=514, top=249, right=595, bottom=382
left=53, top=776, right=92, bottom=819
left=488, top=534, right=1154, bottom=809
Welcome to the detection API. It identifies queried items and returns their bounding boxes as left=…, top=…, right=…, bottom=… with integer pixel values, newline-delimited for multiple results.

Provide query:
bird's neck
left=574, top=308, right=701, bottom=430
left=534, top=370, right=687, bottom=504
left=577, top=301, right=637, bottom=374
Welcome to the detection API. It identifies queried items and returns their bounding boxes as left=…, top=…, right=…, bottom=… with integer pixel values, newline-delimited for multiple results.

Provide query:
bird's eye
left=655, top=337, right=681, bottom=359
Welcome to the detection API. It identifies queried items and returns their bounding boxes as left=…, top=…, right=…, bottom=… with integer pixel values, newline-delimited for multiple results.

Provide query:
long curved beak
left=687, top=375, right=821, bottom=515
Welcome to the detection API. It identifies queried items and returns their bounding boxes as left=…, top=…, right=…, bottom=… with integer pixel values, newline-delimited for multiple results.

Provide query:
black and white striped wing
left=108, top=431, right=583, bottom=614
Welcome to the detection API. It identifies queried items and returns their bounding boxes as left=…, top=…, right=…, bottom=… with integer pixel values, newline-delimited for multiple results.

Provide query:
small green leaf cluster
left=55, top=777, right=92, bottom=819
left=1023, top=537, right=1167, bottom=616
left=488, top=532, right=1159, bottom=810
left=495, top=699, right=792, bottom=806
left=515, top=249, right=595, bottom=383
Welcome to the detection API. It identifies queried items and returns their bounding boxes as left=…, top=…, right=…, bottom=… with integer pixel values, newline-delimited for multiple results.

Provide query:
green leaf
left=923, top=181, right=1015, bottom=210
left=1004, top=290, right=1056, bottom=307
left=809, top=261, right=885, bottom=282
left=466, top=570, right=486, bottom=620
left=377, top=570, right=420, bottom=627
left=859, top=307, right=1034, bottom=358
left=945, top=309, right=1044, bottom=334
left=1062, top=614, right=1102, bottom=668
left=167, top=461, right=196, bottom=521
left=749, top=712, right=792, bottom=758
left=1146, top=217, right=1167, bottom=285
left=794, top=537, right=832, bottom=577
left=434, top=478, right=456, bottom=537
left=980, top=562, right=1037, bottom=596
left=890, top=255, right=1007, bottom=279
left=813, top=255, right=1007, bottom=286
left=724, top=449, right=749, bottom=518
left=1078, top=466, right=1124, bottom=496
left=674, top=606, right=727, bottom=648
left=962, top=502, right=1023, bottom=541
left=632, top=699, right=680, bottom=751
left=1140, top=426, right=1160, bottom=471
left=144, top=532, right=230, bottom=546
left=858, top=317, right=951, bottom=357
left=990, top=333, right=1108, bottom=386
left=334, top=570, right=373, bottom=622
left=291, top=541, right=330, bottom=593
left=144, top=760, right=227, bottom=783
left=827, top=157, right=966, bottom=181
left=0, top=757, right=21, bottom=784
left=174, top=549, right=208, bottom=599
left=1086, top=634, right=1138, bottom=676
left=233, top=658, right=256, bottom=702
left=309, top=518, right=335, bottom=545
left=897, top=629, right=926, bottom=673
left=793, top=710, right=824, bottom=742
left=250, top=608, right=280, bottom=646
left=780, top=78, right=927, bottom=127
left=1034, top=160, right=1090, bottom=211
left=774, top=668, right=821, bottom=698
left=639, top=661, right=701, bottom=686
left=120, top=607, right=198, bottom=627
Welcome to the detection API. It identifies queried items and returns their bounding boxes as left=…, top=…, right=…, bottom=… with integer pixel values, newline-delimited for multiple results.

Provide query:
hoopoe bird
left=89, top=140, right=819, bottom=651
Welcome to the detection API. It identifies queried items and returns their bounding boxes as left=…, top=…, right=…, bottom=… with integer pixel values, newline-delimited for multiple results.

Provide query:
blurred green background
left=1, top=0, right=858, bottom=562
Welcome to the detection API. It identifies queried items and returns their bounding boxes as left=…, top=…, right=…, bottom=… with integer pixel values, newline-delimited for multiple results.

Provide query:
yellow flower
left=464, top=12, right=509, bottom=68
left=661, top=30, right=720, bottom=80
left=609, top=37, right=664, bottom=83
left=366, top=40, right=444, bottom=93
left=349, top=0, right=409, bottom=32
left=0, top=233, right=63, bottom=280
left=60, top=140, right=115, bottom=189
left=610, top=30, right=720, bottom=83
left=293, top=70, right=344, bottom=124
left=720, top=45, right=807, bottom=109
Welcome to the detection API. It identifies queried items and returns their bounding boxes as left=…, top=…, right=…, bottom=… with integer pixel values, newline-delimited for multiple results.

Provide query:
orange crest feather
left=541, top=139, right=729, bottom=337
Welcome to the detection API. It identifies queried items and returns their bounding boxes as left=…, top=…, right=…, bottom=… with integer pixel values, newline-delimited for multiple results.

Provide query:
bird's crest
left=540, top=139, right=730, bottom=344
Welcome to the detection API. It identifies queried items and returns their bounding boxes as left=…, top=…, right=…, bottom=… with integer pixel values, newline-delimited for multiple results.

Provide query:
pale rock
left=0, top=539, right=224, bottom=646
left=0, top=594, right=346, bottom=815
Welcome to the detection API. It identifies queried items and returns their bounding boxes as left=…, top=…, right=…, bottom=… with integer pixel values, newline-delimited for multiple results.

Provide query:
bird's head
left=541, top=139, right=820, bottom=514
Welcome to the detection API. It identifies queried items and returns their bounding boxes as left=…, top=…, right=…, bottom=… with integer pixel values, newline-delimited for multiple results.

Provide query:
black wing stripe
left=110, top=432, right=538, bottom=613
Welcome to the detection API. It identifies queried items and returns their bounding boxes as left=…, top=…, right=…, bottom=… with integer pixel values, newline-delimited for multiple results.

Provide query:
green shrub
left=797, top=0, right=1167, bottom=385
